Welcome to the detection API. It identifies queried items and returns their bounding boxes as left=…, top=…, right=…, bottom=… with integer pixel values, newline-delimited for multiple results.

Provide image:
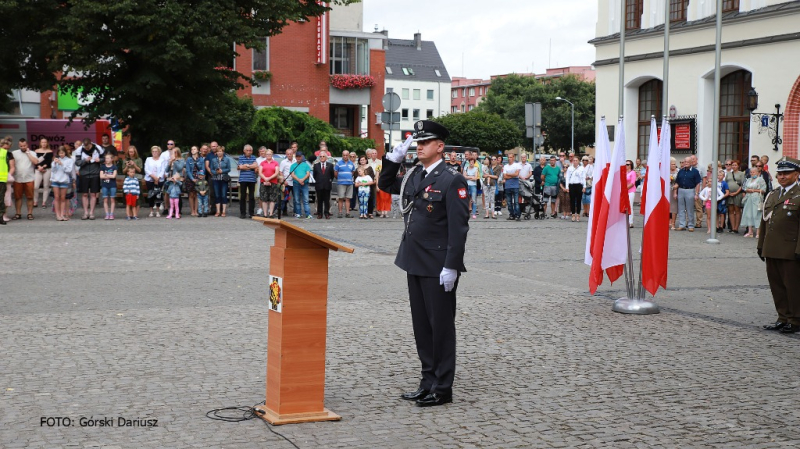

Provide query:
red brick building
left=234, top=4, right=386, bottom=150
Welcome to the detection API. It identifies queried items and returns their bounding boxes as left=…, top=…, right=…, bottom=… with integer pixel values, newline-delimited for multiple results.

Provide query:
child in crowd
left=123, top=167, right=140, bottom=220
left=698, top=177, right=712, bottom=234
left=164, top=174, right=183, bottom=219
left=355, top=166, right=372, bottom=219
left=195, top=171, right=209, bottom=217
left=50, top=146, right=74, bottom=221
left=99, top=153, right=117, bottom=220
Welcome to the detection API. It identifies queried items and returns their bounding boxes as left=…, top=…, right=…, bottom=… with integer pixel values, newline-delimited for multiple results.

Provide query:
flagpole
left=707, top=0, right=723, bottom=245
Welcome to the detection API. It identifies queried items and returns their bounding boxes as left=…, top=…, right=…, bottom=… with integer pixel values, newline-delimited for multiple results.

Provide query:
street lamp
left=555, top=97, right=574, bottom=153
left=748, top=88, right=784, bottom=152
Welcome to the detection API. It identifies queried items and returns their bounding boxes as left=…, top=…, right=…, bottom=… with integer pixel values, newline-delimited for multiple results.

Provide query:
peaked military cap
left=412, top=120, right=449, bottom=142
left=775, top=156, right=800, bottom=172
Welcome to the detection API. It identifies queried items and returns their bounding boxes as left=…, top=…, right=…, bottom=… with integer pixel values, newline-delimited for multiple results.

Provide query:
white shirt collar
left=421, top=158, right=443, bottom=176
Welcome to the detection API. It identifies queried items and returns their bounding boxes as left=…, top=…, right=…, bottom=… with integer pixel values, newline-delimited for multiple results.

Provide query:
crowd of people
left=0, top=132, right=776, bottom=231
left=671, top=153, right=773, bottom=238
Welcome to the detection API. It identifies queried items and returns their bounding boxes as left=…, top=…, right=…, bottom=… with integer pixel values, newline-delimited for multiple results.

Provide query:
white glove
left=439, top=268, right=457, bottom=292
left=386, top=135, right=413, bottom=163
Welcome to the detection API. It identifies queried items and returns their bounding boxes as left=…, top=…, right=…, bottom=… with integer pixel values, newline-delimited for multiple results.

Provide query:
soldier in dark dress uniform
left=757, top=156, right=800, bottom=334
left=378, top=120, right=470, bottom=407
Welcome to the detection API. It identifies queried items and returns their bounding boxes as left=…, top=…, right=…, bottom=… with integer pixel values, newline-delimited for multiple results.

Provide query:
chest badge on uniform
left=423, top=193, right=429, bottom=199
left=427, top=204, right=433, bottom=213
left=458, top=188, right=467, bottom=199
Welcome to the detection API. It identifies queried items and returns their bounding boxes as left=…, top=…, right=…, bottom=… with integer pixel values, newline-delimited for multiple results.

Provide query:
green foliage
left=432, top=111, right=521, bottom=154
left=243, top=107, right=374, bottom=157
left=0, top=0, right=356, bottom=147
left=477, top=74, right=596, bottom=152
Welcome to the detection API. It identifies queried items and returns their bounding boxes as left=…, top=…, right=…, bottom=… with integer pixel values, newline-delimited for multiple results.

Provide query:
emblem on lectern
left=269, top=275, right=283, bottom=313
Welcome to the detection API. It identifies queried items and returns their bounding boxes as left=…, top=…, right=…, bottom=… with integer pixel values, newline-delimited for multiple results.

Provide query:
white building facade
left=383, top=33, right=451, bottom=147
left=592, top=0, right=800, bottom=165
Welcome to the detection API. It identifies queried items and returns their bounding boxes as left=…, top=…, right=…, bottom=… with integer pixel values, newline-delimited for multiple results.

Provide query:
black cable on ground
left=206, top=401, right=300, bottom=449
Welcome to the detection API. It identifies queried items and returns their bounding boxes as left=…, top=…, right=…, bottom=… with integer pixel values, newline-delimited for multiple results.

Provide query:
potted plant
left=252, top=70, right=273, bottom=83
left=330, top=74, right=376, bottom=90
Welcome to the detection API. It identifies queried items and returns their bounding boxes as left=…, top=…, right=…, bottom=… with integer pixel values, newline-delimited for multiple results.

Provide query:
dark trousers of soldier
left=766, top=258, right=800, bottom=325
left=407, top=274, right=458, bottom=395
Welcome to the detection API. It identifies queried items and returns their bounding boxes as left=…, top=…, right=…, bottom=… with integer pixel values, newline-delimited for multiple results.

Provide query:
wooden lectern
left=251, top=218, right=354, bottom=425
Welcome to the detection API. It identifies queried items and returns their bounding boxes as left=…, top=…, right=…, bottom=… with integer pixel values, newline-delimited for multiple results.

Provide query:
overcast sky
left=363, top=0, right=598, bottom=80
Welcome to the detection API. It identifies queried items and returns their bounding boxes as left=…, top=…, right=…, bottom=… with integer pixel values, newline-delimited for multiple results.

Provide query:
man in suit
left=312, top=150, right=334, bottom=219
left=379, top=120, right=469, bottom=407
left=757, top=156, right=800, bottom=334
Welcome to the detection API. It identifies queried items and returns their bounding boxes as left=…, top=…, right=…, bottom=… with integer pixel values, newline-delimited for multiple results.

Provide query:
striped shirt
left=238, top=155, right=258, bottom=183
left=123, top=176, right=140, bottom=195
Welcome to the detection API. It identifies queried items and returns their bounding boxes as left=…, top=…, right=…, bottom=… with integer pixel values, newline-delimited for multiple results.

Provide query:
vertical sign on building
left=316, top=2, right=328, bottom=64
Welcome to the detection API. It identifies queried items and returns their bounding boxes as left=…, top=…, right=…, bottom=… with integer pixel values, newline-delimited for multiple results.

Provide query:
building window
left=626, top=0, right=643, bottom=30
left=435, top=69, right=442, bottom=77
left=386, top=87, right=394, bottom=93
left=413, top=89, right=421, bottom=100
left=402, top=88, right=409, bottom=100
left=469, top=88, right=475, bottom=96
left=426, top=109, right=434, bottom=119
left=719, top=70, right=752, bottom=164
left=468, top=105, right=474, bottom=111
left=252, top=37, right=269, bottom=71
left=413, top=109, right=420, bottom=120
left=332, top=106, right=353, bottom=130
left=452, top=90, right=458, bottom=99
left=401, top=108, right=409, bottom=120
left=479, top=87, right=483, bottom=95
left=637, top=79, right=662, bottom=161
left=670, top=0, right=688, bottom=22
left=722, top=0, right=739, bottom=12
left=461, top=105, right=465, bottom=112
left=386, top=66, right=393, bottom=75
left=452, top=106, right=457, bottom=113
left=427, top=89, right=434, bottom=100
left=329, top=36, right=369, bottom=75
left=461, top=88, right=466, bottom=97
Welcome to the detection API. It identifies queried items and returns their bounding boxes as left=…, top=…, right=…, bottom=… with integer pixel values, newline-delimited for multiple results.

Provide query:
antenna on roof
left=374, top=24, right=378, bottom=32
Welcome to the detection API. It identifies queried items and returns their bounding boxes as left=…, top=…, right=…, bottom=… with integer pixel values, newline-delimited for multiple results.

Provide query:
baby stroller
left=530, top=189, right=545, bottom=219
left=518, top=178, right=536, bottom=220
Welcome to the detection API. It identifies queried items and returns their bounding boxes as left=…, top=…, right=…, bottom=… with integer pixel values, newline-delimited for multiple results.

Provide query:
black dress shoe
left=400, top=388, right=429, bottom=401
left=416, top=392, right=452, bottom=407
left=763, top=321, right=787, bottom=331
left=779, top=323, right=799, bottom=334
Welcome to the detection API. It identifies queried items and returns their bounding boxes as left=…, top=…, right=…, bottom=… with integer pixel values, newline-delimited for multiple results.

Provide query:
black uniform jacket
left=379, top=157, right=469, bottom=277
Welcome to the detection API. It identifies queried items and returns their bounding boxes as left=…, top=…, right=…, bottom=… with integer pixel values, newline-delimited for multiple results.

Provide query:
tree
left=240, top=107, right=374, bottom=156
left=477, top=74, right=596, bottom=152
left=432, top=111, right=520, bottom=154
left=0, top=0, right=355, bottom=147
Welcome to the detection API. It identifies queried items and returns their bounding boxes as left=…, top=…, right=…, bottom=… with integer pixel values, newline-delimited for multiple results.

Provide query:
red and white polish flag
left=589, top=117, right=630, bottom=294
left=585, top=117, right=611, bottom=266
left=640, top=118, right=671, bottom=295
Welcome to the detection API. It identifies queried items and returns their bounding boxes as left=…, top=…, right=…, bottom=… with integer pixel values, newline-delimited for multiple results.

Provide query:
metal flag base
left=612, top=297, right=660, bottom=314
left=705, top=238, right=720, bottom=244
left=613, top=210, right=660, bottom=315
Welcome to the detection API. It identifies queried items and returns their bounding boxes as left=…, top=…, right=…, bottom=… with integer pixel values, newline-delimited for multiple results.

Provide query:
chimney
left=414, top=32, right=422, bottom=50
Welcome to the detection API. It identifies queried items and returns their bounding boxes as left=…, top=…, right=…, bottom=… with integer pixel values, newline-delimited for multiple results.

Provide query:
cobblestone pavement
left=1, top=208, right=798, bottom=448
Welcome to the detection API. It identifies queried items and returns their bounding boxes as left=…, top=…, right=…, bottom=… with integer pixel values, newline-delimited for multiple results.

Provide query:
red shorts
left=13, top=182, right=34, bottom=200
left=125, top=193, right=139, bottom=207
